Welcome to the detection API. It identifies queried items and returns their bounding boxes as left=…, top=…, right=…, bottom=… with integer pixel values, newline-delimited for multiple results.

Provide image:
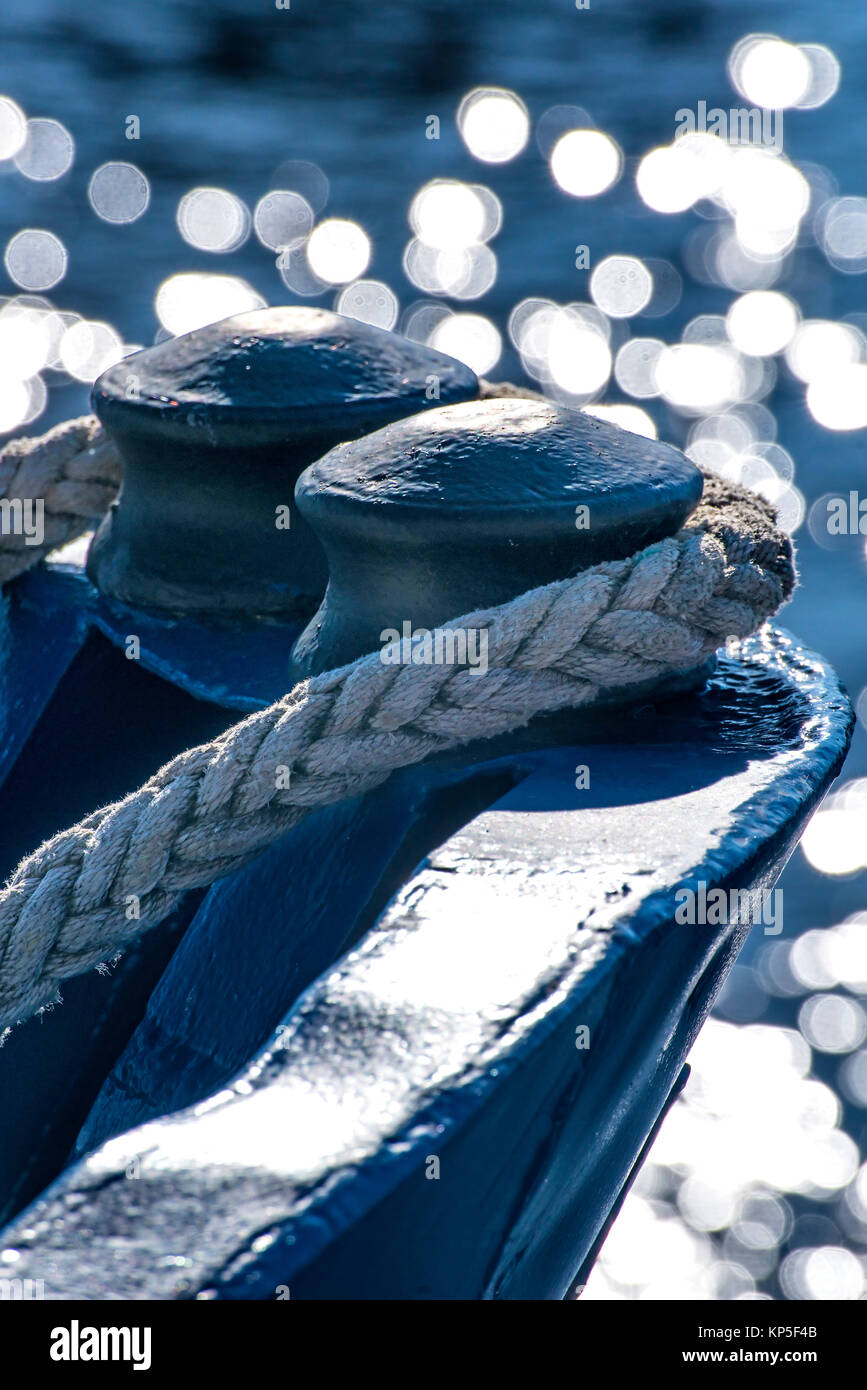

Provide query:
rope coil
left=0, top=411, right=795, bottom=1031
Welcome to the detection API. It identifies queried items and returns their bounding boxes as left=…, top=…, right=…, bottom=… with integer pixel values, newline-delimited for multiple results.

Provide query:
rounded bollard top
left=289, top=396, right=704, bottom=679
left=86, top=309, right=479, bottom=618
left=92, top=306, right=479, bottom=447
left=297, top=395, right=702, bottom=548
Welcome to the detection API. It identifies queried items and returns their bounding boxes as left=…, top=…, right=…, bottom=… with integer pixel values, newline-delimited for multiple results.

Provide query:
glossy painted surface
left=93, top=307, right=479, bottom=441
left=0, top=0, right=862, bottom=1302
left=0, top=565, right=241, bottom=1223
left=0, top=626, right=852, bottom=1299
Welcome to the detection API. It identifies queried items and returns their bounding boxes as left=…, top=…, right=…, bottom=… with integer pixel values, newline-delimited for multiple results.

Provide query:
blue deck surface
left=0, top=0, right=864, bottom=1300
left=0, top=603, right=852, bottom=1298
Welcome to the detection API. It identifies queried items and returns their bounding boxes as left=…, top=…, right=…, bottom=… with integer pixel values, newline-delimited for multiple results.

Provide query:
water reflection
left=88, top=162, right=150, bottom=224
left=584, top=1018, right=863, bottom=1300
left=457, top=86, right=529, bottom=164
left=336, top=279, right=398, bottom=331
left=155, top=272, right=265, bottom=336
left=13, top=117, right=73, bottom=182
left=0, top=12, right=865, bottom=1301
left=550, top=128, right=621, bottom=197
left=729, top=35, right=840, bottom=111
left=1, top=24, right=863, bottom=439
left=4, top=229, right=66, bottom=292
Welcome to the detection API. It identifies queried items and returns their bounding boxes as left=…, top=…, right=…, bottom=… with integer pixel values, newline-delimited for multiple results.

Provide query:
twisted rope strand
left=0, top=415, right=121, bottom=582
left=0, top=435, right=795, bottom=1029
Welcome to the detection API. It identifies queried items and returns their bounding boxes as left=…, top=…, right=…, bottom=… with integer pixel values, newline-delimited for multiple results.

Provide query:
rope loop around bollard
left=0, top=411, right=795, bottom=1033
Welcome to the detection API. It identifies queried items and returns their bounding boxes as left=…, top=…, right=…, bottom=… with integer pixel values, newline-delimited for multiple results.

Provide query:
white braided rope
left=0, top=414, right=795, bottom=1031
left=0, top=416, right=120, bottom=582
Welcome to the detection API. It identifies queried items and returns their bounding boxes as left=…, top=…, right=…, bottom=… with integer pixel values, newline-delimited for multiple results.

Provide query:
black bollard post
left=289, top=395, right=703, bottom=681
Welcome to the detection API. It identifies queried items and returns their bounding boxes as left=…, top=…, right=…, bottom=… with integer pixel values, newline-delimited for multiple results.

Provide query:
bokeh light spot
left=335, top=279, right=398, bottom=330
left=59, top=320, right=124, bottom=382
left=726, top=290, right=798, bottom=356
left=807, top=363, right=867, bottom=431
left=13, top=118, right=74, bottom=181
left=4, top=230, right=67, bottom=290
left=796, top=45, right=841, bottom=110
left=655, top=343, right=744, bottom=414
left=614, top=338, right=665, bottom=399
left=0, top=96, right=26, bottom=160
left=817, top=197, right=867, bottom=273
left=780, top=1246, right=864, bottom=1300
left=177, top=187, right=250, bottom=253
left=306, top=219, right=371, bottom=285
left=550, top=130, right=621, bottom=198
left=410, top=180, right=494, bottom=251
left=155, top=273, right=266, bottom=336
left=429, top=312, right=501, bottom=375
left=733, top=37, right=812, bottom=110
left=254, top=190, right=314, bottom=252
left=798, top=994, right=867, bottom=1055
left=801, top=781, right=867, bottom=873
left=457, top=87, right=529, bottom=164
left=88, top=163, right=150, bottom=224
left=786, top=319, right=863, bottom=383
left=590, top=256, right=653, bottom=318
